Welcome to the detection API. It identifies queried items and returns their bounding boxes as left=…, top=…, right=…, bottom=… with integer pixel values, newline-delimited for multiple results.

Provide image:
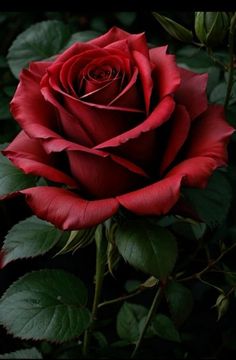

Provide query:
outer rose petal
left=29, top=61, right=52, bottom=77
left=167, top=156, right=219, bottom=188
left=89, top=27, right=150, bottom=59
left=150, top=46, right=181, bottom=99
left=21, top=187, right=119, bottom=230
left=54, top=42, right=97, bottom=64
left=117, top=174, right=184, bottom=215
left=175, top=67, right=208, bottom=120
left=10, top=68, right=58, bottom=140
left=2, top=131, right=77, bottom=188
left=88, top=27, right=131, bottom=47
left=186, top=104, right=235, bottom=163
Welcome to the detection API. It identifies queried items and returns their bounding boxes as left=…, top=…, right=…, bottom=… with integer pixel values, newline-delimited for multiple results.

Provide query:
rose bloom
left=3, top=27, right=234, bottom=229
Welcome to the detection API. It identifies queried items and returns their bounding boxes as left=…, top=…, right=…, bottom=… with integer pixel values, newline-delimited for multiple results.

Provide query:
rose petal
left=160, top=104, right=191, bottom=175
left=186, top=104, right=235, bottom=163
left=117, top=174, right=184, bottom=215
left=81, top=77, right=122, bottom=105
left=88, top=27, right=150, bottom=59
left=95, top=95, right=175, bottom=150
left=109, top=67, right=144, bottom=109
left=150, top=46, right=181, bottom=99
left=165, top=105, right=234, bottom=188
left=39, top=82, right=95, bottom=146
left=54, top=42, right=97, bottom=63
left=132, top=50, right=153, bottom=113
left=175, top=67, right=208, bottom=120
left=166, top=156, right=219, bottom=188
left=46, top=65, right=143, bottom=112
left=67, top=151, right=148, bottom=198
left=38, top=132, right=149, bottom=180
left=106, top=130, right=158, bottom=174
left=58, top=49, right=109, bottom=96
left=104, top=31, right=150, bottom=59
left=88, top=27, right=131, bottom=47
left=42, top=83, right=143, bottom=145
left=21, top=186, right=119, bottom=230
left=29, top=61, right=52, bottom=77
left=2, top=131, right=77, bottom=188
left=10, top=69, right=57, bottom=139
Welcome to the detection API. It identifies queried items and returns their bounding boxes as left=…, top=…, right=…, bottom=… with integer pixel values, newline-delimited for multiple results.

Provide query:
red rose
left=3, top=27, right=234, bottom=229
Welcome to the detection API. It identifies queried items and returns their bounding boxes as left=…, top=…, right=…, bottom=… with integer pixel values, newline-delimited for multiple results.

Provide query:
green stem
left=179, top=241, right=236, bottom=282
left=98, top=289, right=144, bottom=309
left=224, top=13, right=236, bottom=108
left=131, top=284, right=165, bottom=359
left=82, top=225, right=107, bottom=358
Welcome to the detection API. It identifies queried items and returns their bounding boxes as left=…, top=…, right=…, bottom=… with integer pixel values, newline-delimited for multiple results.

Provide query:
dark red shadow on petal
left=67, top=150, right=148, bottom=199
left=95, top=95, right=175, bottom=150
left=160, top=104, right=191, bottom=175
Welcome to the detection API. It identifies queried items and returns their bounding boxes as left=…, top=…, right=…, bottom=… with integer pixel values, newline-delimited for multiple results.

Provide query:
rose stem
left=130, top=283, right=165, bottom=359
left=224, top=13, right=236, bottom=109
left=82, top=224, right=107, bottom=357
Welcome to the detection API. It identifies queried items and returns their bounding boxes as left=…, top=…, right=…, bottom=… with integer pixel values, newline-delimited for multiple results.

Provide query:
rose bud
left=195, top=12, right=230, bottom=47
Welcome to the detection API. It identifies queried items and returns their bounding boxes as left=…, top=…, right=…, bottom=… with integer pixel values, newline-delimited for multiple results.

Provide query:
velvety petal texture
left=2, top=26, right=234, bottom=230
left=21, top=187, right=119, bottom=230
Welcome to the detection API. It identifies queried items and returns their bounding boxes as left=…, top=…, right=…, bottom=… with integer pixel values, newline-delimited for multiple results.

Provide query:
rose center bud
left=89, top=66, right=117, bottom=82
left=91, top=69, right=110, bottom=81
left=79, top=64, right=121, bottom=105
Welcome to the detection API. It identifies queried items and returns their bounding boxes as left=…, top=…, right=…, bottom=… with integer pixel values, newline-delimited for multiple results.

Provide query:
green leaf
left=171, top=221, right=206, bottom=241
left=152, top=12, right=193, bottom=42
left=210, top=82, right=227, bottom=104
left=207, top=66, right=221, bottom=95
left=176, top=45, right=212, bottom=72
left=0, top=152, right=37, bottom=196
left=165, top=281, right=194, bottom=325
left=152, top=314, right=181, bottom=342
left=0, top=348, right=42, bottom=359
left=116, top=302, right=148, bottom=342
left=182, top=171, right=232, bottom=229
left=0, top=269, right=91, bottom=342
left=116, top=219, right=178, bottom=280
left=63, top=30, right=100, bottom=49
left=138, top=317, right=156, bottom=339
left=2, top=216, right=63, bottom=266
left=93, top=331, right=108, bottom=348
left=154, top=215, right=179, bottom=227
left=7, top=20, right=71, bottom=78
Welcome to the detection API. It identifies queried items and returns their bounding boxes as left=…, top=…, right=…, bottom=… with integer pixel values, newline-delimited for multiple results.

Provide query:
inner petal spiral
left=89, top=66, right=117, bottom=81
